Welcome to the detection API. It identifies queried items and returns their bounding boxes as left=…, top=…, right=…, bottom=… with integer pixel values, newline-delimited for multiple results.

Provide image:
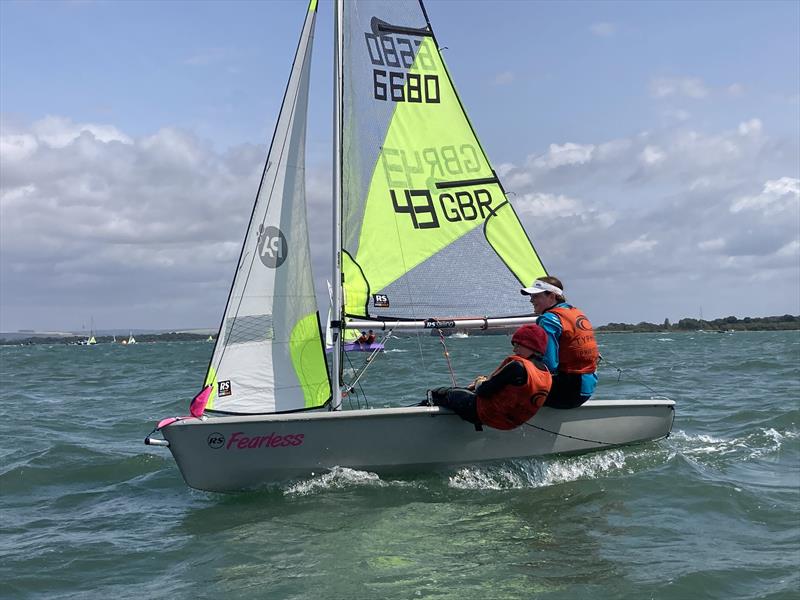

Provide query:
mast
left=331, top=0, right=344, bottom=410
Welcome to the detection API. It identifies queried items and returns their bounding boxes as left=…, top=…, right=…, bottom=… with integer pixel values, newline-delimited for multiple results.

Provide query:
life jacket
left=545, top=305, right=599, bottom=374
left=476, top=355, right=552, bottom=430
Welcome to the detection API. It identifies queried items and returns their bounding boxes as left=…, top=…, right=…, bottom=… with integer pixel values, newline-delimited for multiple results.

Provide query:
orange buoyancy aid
left=546, top=306, right=600, bottom=374
left=476, top=355, right=552, bottom=430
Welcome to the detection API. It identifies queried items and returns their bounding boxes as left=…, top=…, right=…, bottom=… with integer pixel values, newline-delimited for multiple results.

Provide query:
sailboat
left=127, top=332, right=137, bottom=345
left=145, top=0, right=674, bottom=492
left=86, top=318, right=97, bottom=345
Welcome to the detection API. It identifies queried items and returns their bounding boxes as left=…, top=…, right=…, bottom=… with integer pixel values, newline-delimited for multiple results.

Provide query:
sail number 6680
left=373, top=70, right=440, bottom=103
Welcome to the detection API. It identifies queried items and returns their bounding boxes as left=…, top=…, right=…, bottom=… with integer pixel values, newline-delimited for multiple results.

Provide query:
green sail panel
left=342, top=0, right=545, bottom=320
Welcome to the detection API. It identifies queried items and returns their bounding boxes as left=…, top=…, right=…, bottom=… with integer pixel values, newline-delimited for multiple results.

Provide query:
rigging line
left=343, top=344, right=375, bottom=408
left=436, top=328, right=458, bottom=386
left=342, top=329, right=392, bottom=402
left=599, top=355, right=663, bottom=397
left=342, top=351, right=363, bottom=409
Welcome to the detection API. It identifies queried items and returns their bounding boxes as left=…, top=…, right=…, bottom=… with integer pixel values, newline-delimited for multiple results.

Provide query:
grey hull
left=154, top=399, right=675, bottom=492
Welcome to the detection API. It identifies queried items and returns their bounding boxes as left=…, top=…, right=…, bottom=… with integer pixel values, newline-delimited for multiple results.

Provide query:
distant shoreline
left=0, top=332, right=214, bottom=346
left=2, top=314, right=798, bottom=345
left=595, top=314, right=799, bottom=333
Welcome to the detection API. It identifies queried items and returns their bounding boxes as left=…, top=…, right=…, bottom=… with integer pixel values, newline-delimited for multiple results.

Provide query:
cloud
left=698, top=238, right=725, bottom=252
left=0, top=134, right=38, bottom=161
left=494, top=118, right=799, bottom=322
left=650, top=77, right=710, bottom=99
left=493, top=71, right=515, bottom=86
left=1, top=113, right=798, bottom=330
left=640, top=145, right=666, bottom=166
left=737, top=118, right=762, bottom=136
left=529, top=142, right=595, bottom=169
left=730, top=177, right=800, bottom=215
left=514, top=192, right=585, bottom=219
left=0, top=117, right=261, bottom=329
left=727, top=83, right=745, bottom=96
left=661, top=108, right=692, bottom=123
left=613, top=235, right=658, bottom=255
left=589, top=22, right=616, bottom=37
left=31, top=115, right=132, bottom=147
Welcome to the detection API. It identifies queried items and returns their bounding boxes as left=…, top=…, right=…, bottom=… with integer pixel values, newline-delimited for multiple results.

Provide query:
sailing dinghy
left=145, top=0, right=674, bottom=492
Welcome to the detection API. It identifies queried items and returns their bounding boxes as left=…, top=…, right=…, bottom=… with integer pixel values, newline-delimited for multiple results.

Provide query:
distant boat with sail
left=146, top=0, right=674, bottom=492
left=84, top=318, right=97, bottom=345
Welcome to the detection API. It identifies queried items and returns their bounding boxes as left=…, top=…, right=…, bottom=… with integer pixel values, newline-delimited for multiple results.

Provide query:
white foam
left=669, top=427, right=795, bottom=461
left=283, top=466, right=386, bottom=495
left=448, top=450, right=630, bottom=490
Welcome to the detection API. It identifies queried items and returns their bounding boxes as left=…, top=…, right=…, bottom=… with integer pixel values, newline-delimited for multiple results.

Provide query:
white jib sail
left=204, top=1, right=330, bottom=414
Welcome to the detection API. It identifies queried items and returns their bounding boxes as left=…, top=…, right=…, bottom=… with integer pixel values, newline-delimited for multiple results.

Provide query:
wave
left=447, top=451, right=631, bottom=490
left=668, top=427, right=798, bottom=462
left=284, top=466, right=398, bottom=496
left=279, top=444, right=670, bottom=495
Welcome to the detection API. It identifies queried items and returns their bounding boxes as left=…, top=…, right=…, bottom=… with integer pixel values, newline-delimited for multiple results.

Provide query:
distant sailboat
left=86, top=318, right=97, bottom=345
left=127, top=332, right=137, bottom=345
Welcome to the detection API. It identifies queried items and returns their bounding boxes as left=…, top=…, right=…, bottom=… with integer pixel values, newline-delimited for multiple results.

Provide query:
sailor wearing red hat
left=429, top=324, right=552, bottom=431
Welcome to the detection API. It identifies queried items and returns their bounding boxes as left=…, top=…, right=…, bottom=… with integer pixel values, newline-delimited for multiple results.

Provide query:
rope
left=342, top=351, right=366, bottom=409
left=341, top=329, right=394, bottom=409
left=436, top=328, right=458, bottom=386
left=524, top=404, right=675, bottom=445
left=522, top=421, right=616, bottom=445
left=599, top=354, right=663, bottom=396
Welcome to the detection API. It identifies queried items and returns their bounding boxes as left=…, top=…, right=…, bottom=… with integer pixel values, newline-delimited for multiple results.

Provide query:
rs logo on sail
left=257, top=225, right=288, bottom=268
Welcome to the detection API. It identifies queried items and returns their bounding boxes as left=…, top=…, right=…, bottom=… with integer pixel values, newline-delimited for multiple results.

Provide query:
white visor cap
left=521, top=280, right=563, bottom=296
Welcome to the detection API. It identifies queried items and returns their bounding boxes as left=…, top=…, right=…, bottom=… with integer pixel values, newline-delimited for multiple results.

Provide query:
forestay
left=341, top=0, right=547, bottom=322
left=204, top=0, right=330, bottom=414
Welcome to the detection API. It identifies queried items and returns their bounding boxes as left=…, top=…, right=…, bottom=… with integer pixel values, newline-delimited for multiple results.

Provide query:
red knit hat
left=511, top=324, right=548, bottom=355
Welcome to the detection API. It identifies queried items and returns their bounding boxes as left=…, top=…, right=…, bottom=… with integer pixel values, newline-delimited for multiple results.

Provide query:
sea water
left=1, top=331, right=798, bottom=599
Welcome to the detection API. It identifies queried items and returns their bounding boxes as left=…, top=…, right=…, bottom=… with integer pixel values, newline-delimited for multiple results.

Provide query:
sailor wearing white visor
left=521, top=276, right=600, bottom=408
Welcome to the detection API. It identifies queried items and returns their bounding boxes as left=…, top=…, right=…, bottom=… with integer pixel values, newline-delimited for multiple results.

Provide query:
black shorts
left=544, top=373, right=589, bottom=409
left=430, top=387, right=481, bottom=425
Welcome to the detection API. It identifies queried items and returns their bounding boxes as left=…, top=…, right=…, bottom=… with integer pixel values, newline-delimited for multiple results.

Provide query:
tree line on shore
left=2, top=315, right=799, bottom=345
left=597, top=314, right=800, bottom=333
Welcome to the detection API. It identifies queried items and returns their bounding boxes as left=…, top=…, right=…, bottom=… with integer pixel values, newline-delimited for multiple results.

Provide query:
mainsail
left=340, top=0, right=547, bottom=322
left=204, top=0, right=330, bottom=414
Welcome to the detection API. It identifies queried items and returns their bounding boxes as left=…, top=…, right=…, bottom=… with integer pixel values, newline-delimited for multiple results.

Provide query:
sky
left=1, top=0, right=798, bottom=332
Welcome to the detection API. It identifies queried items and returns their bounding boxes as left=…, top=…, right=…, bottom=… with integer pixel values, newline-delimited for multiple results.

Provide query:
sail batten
left=341, top=0, right=546, bottom=324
